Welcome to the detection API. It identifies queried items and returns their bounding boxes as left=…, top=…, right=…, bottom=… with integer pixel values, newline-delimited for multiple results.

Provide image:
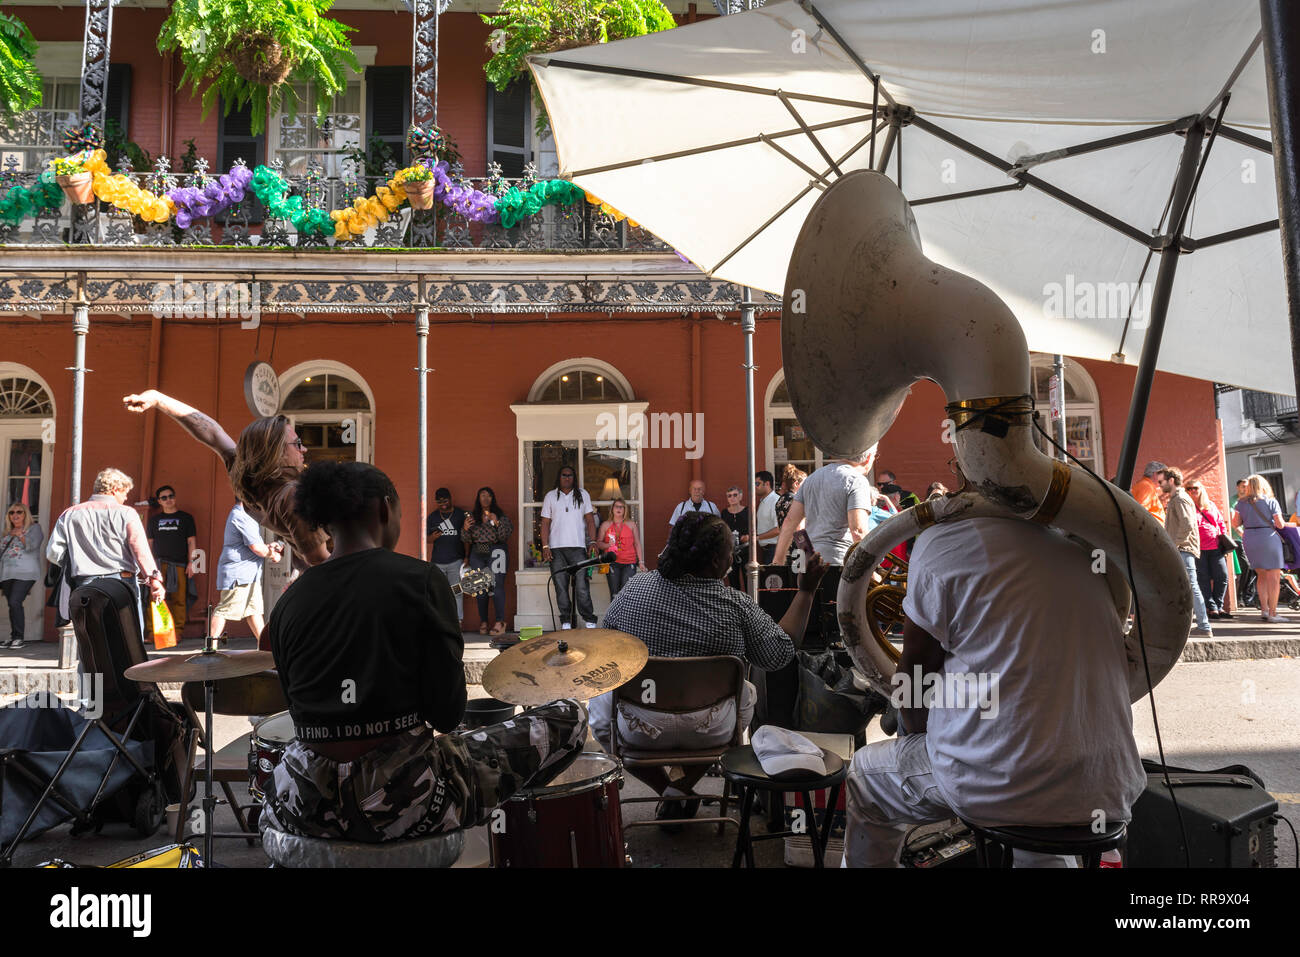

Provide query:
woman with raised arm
left=122, top=390, right=331, bottom=577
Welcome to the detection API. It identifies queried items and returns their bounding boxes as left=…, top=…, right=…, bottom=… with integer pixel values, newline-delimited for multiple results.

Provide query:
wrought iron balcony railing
left=1242, top=389, right=1300, bottom=426
left=0, top=154, right=671, bottom=254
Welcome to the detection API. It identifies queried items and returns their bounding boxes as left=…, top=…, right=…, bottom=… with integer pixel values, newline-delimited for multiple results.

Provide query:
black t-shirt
left=147, top=510, right=197, bottom=564
left=425, top=507, right=468, bottom=564
left=268, top=548, right=467, bottom=742
left=721, top=508, right=750, bottom=560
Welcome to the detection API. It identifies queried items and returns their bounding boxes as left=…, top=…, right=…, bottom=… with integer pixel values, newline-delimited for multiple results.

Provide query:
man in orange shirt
left=1131, top=461, right=1168, bottom=523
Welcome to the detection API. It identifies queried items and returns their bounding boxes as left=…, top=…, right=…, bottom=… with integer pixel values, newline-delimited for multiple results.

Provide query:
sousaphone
left=782, top=170, right=1190, bottom=702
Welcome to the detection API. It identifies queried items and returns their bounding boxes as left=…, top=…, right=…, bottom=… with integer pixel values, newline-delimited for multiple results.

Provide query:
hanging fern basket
left=230, top=31, right=294, bottom=87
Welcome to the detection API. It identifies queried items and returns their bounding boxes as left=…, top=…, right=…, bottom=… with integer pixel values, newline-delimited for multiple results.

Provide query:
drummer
left=593, top=512, right=826, bottom=825
left=258, top=460, right=587, bottom=842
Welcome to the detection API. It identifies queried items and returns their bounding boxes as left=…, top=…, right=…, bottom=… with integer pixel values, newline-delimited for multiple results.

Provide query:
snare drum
left=248, top=710, right=296, bottom=802
left=491, top=753, right=624, bottom=868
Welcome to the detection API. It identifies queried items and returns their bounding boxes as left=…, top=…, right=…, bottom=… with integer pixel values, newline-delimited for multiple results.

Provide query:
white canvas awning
left=532, top=0, right=1288, bottom=395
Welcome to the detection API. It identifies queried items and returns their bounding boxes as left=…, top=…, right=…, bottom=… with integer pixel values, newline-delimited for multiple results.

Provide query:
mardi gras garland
left=0, top=173, right=63, bottom=226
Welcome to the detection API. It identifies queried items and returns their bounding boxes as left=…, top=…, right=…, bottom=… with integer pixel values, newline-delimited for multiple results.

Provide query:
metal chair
left=609, top=655, right=746, bottom=835
left=963, top=819, right=1127, bottom=868
left=177, top=671, right=287, bottom=845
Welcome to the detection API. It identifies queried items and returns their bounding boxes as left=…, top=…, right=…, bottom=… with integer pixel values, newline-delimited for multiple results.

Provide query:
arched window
left=1029, top=355, right=1104, bottom=475
left=278, top=362, right=374, bottom=465
left=0, top=366, right=54, bottom=642
left=515, top=359, right=644, bottom=576
left=765, top=370, right=825, bottom=477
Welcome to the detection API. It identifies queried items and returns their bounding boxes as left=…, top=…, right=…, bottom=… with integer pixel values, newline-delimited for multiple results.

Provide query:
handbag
left=1247, top=500, right=1296, bottom=567
left=1215, top=532, right=1236, bottom=555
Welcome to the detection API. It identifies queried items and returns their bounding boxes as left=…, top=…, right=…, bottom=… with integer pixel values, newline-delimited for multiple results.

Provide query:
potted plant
left=158, top=0, right=359, bottom=135
left=483, top=0, right=675, bottom=137
left=51, top=156, right=94, bottom=205
left=403, top=163, right=436, bottom=210
left=0, top=4, right=41, bottom=116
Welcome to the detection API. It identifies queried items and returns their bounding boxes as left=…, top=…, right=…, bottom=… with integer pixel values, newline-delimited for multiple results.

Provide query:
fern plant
left=483, top=0, right=675, bottom=136
left=0, top=3, right=42, bottom=116
left=158, top=0, right=359, bottom=135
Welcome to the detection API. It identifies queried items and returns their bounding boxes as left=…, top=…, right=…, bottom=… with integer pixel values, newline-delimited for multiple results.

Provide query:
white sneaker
left=584, top=622, right=597, bottom=628
left=1265, top=615, right=1287, bottom=623
left=561, top=623, right=573, bottom=630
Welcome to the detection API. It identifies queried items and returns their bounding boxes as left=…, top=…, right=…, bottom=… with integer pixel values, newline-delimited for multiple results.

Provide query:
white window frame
left=1028, top=354, right=1105, bottom=476
left=266, top=45, right=375, bottom=178
left=0, top=363, right=55, bottom=642
left=0, top=43, right=83, bottom=173
left=764, top=369, right=825, bottom=476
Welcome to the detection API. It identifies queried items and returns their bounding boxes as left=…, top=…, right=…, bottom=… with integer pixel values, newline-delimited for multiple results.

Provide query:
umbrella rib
left=909, top=182, right=1026, bottom=206
left=1184, top=219, right=1279, bottom=251
left=799, top=0, right=896, bottom=108
left=1199, top=31, right=1262, bottom=123
left=909, top=114, right=1155, bottom=248
left=710, top=121, right=883, bottom=275
left=759, top=134, right=833, bottom=188
left=777, top=91, right=843, bottom=176
left=567, top=113, right=875, bottom=176
left=1008, top=121, right=1184, bottom=174
left=1213, top=123, right=1273, bottom=155
left=535, top=58, right=875, bottom=111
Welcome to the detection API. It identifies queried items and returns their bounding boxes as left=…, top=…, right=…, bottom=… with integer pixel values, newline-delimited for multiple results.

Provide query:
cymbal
left=482, top=629, right=648, bottom=706
left=124, top=650, right=276, bottom=683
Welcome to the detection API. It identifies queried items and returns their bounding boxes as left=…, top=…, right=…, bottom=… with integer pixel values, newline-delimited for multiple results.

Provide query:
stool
left=261, top=825, right=465, bottom=868
left=719, top=745, right=846, bottom=868
left=963, top=820, right=1126, bottom=869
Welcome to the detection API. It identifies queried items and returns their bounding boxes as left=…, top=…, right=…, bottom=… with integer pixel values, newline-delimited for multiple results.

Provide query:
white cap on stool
left=752, top=726, right=826, bottom=778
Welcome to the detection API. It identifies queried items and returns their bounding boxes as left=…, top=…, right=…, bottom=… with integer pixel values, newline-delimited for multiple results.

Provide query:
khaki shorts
left=214, top=581, right=263, bottom=619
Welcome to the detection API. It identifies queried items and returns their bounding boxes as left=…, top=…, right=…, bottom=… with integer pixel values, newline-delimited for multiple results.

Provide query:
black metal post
left=1261, top=0, right=1300, bottom=402
left=1113, top=121, right=1206, bottom=489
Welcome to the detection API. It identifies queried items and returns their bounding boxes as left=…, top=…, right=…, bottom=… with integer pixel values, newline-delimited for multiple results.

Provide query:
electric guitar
left=449, top=566, right=495, bottom=597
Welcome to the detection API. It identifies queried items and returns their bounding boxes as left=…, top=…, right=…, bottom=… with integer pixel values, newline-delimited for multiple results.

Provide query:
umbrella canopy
left=532, top=0, right=1287, bottom=395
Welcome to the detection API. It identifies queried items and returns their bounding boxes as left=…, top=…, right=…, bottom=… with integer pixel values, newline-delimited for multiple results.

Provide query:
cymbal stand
left=201, top=603, right=215, bottom=865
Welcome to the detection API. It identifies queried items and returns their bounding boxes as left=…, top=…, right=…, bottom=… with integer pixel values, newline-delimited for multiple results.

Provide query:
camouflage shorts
left=259, top=699, right=588, bottom=843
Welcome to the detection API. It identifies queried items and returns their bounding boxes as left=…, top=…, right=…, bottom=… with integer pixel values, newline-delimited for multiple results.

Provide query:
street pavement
left=4, top=653, right=1295, bottom=869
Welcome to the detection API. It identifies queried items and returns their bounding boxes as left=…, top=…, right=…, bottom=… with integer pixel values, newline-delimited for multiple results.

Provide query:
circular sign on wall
left=244, top=362, right=281, bottom=418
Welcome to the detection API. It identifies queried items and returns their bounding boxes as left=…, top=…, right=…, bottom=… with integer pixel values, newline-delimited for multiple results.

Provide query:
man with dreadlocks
left=590, top=512, right=827, bottom=827
left=540, top=464, right=599, bottom=629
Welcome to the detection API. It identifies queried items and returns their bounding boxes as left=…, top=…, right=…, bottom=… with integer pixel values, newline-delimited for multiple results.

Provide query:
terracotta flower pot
left=405, top=180, right=435, bottom=210
left=57, top=172, right=94, bottom=205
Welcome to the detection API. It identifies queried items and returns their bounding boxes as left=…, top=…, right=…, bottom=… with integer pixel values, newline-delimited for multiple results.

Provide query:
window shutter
left=106, top=63, right=131, bottom=136
left=217, top=100, right=265, bottom=221
left=488, top=82, right=530, bottom=177
left=365, top=66, right=411, bottom=171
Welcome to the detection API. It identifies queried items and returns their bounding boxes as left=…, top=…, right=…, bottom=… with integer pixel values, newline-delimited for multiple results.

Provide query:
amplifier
left=1126, top=766, right=1278, bottom=868
left=900, top=820, right=979, bottom=868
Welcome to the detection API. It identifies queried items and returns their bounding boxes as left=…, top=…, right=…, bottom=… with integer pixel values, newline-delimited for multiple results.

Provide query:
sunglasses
left=289, top=439, right=305, bottom=451
left=158, top=494, right=175, bottom=500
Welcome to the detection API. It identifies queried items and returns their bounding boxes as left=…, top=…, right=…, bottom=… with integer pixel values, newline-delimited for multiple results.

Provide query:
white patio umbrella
left=531, top=0, right=1294, bottom=488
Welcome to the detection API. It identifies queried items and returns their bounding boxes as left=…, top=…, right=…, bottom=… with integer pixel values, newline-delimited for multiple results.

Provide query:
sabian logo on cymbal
left=572, top=661, right=620, bottom=686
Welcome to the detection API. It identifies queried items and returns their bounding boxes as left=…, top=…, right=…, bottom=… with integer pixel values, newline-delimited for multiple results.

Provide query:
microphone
left=548, top=550, right=618, bottom=576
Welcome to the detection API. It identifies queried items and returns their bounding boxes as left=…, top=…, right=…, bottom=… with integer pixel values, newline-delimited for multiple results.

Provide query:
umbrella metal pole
left=204, top=679, right=214, bottom=864
left=70, top=303, right=89, bottom=505
left=416, top=302, right=430, bottom=562
left=1261, top=0, right=1300, bottom=400
left=1053, top=354, right=1068, bottom=460
left=742, top=290, right=759, bottom=600
left=1113, top=120, right=1205, bottom=489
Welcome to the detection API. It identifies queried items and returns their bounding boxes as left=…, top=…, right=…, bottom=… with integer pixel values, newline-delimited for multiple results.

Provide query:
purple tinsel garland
left=428, top=160, right=500, bottom=224
left=166, top=164, right=254, bottom=229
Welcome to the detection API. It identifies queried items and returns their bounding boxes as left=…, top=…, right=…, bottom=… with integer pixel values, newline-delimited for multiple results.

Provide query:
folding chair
left=177, top=671, right=287, bottom=845
left=610, top=655, right=746, bottom=835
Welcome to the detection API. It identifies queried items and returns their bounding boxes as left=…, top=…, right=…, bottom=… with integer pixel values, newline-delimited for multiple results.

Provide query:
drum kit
left=125, top=627, right=651, bottom=868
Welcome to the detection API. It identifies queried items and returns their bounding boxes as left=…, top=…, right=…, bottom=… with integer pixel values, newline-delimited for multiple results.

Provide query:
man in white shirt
left=753, top=470, right=780, bottom=564
left=668, top=480, right=720, bottom=526
left=842, top=516, right=1146, bottom=867
left=540, top=466, right=598, bottom=629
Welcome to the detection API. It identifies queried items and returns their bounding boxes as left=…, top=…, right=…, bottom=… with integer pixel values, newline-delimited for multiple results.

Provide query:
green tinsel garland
left=0, top=172, right=65, bottom=227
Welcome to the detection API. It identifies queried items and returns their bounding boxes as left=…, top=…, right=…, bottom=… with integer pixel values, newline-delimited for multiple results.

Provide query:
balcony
left=0, top=155, right=671, bottom=254
left=1242, top=389, right=1299, bottom=426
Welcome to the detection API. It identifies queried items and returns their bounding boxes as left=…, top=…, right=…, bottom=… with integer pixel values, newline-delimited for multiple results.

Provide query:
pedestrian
left=878, top=471, right=921, bottom=510
left=1186, top=480, right=1231, bottom=621
left=667, top=480, right=720, bottom=526
left=209, top=502, right=283, bottom=646
left=540, top=466, right=598, bottom=629
left=1, top=503, right=43, bottom=649
left=45, top=468, right=166, bottom=637
left=720, top=485, right=751, bottom=589
left=925, top=482, right=949, bottom=500
left=425, top=488, right=468, bottom=623
left=464, top=486, right=512, bottom=637
left=1232, top=473, right=1288, bottom=623
left=596, top=498, right=645, bottom=600
left=1131, top=461, right=1168, bottom=523
left=775, top=465, right=806, bottom=532
left=753, top=470, right=781, bottom=564
left=146, top=484, right=198, bottom=632
left=1159, top=467, right=1212, bottom=636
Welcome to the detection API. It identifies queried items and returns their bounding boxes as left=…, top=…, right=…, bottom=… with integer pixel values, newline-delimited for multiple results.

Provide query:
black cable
left=1029, top=406, right=1192, bottom=869
left=1277, top=812, right=1299, bottom=867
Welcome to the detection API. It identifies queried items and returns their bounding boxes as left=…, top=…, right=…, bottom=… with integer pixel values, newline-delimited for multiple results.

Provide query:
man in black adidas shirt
left=260, top=461, right=586, bottom=842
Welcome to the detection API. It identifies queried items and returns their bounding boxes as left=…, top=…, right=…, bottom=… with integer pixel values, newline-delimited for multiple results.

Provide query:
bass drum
left=248, top=711, right=296, bottom=803
left=491, top=753, right=624, bottom=868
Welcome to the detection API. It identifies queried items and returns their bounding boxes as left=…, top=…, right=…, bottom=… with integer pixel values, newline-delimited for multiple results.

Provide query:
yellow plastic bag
left=150, top=600, right=177, bottom=649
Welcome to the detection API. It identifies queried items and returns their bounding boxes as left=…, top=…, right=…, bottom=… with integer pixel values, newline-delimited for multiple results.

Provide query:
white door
left=0, top=425, right=53, bottom=642
left=261, top=413, right=372, bottom=614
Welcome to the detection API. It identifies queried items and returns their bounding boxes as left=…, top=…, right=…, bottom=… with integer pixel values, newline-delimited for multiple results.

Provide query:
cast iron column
left=417, top=300, right=430, bottom=562
left=79, top=0, right=113, bottom=127
left=742, top=289, right=759, bottom=600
